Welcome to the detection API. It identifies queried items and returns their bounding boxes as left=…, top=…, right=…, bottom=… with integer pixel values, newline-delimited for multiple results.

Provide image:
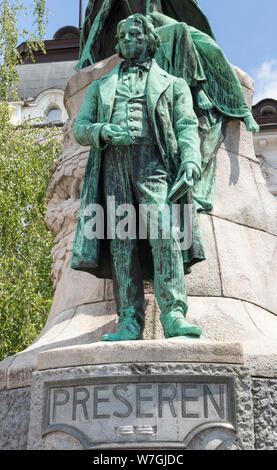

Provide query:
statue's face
left=117, top=18, right=148, bottom=61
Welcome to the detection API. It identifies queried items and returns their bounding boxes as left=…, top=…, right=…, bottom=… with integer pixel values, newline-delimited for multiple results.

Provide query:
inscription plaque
left=42, top=376, right=236, bottom=449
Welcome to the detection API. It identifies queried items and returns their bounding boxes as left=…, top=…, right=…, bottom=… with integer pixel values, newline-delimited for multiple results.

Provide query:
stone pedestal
left=27, top=340, right=254, bottom=450
left=0, top=56, right=277, bottom=450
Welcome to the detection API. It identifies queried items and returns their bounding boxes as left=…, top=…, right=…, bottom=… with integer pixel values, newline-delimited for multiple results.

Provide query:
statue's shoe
left=161, top=310, right=202, bottom=339
left=102, top=316, right=143, bottom=342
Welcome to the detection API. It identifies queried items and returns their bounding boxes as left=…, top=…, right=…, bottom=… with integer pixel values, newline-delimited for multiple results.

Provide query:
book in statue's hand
left=168, top=172, right=194, bottom=204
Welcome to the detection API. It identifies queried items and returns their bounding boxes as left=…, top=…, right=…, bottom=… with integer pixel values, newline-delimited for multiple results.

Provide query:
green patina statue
left=71, top=14, right=205, bottom=341
left=71, top=3, right=259, bottom=342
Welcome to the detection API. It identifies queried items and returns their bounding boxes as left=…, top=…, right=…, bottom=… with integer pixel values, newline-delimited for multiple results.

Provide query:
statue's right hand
left=100, top=124, right=130, bottom=145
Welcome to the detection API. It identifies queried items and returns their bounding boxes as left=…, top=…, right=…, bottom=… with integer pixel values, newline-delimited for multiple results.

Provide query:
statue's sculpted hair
left=115, top=14, right=161, bottom=58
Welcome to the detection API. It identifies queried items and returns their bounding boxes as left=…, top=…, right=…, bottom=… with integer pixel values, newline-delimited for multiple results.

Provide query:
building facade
left=253, top=98, right=277, bottom=198
left=9, top=26, right=80, bottom=126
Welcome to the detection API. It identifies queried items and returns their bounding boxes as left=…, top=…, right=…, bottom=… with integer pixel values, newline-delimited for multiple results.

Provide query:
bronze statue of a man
left=71, top=14, right=205, bottom=341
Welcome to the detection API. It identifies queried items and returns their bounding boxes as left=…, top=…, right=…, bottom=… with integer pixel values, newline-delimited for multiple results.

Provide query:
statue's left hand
left=168, top=162, right=201, bottom=203
left=182, top=162, right=201, bottom=184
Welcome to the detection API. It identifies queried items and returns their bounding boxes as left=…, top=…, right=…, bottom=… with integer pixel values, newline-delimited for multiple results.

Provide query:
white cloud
left=252, top=59, right=277, bottom=104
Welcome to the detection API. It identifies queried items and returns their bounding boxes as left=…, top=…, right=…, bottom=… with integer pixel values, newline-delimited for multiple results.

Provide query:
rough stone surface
left=2, top=369, right=276, bottom=450
left=0, top=355, right=15, bottom=391
left=0, top=387, right=31, bottom=450
left=242, top=301, right=277, bottom=343
left=233, top=65, right=254, bottom=91
left=213, top=217, right=277, bottom=315
left=213, top=148, right=277, bottom=236
left=220, top=120, right=257, bottom=162
left=104, top=279, right=115, bottom=301
left=144, top=294, right=159, bottom=340
left=48, top=252, right=105, bottom=319
left=252, top=378, right=277, bottom=450
left=27, top=363, right=254, bottom=450
left=250, top=158, right=277, bottom=234
left=187, top=297, right=277, bottom=378
left=186, top=214, right=222, bottom=296
left=144, top=293, right=164, bottom=340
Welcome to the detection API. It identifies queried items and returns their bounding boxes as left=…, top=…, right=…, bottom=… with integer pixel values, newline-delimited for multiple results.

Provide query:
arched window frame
left=45, top=105, right=62, bottom=124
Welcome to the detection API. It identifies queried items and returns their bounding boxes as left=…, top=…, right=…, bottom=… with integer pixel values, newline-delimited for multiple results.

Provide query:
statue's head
left=115, top=14, right=161, bottom=62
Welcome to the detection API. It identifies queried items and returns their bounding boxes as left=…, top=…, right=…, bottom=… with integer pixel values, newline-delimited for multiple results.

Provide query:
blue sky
left=18, top=0, right=277, bottom=103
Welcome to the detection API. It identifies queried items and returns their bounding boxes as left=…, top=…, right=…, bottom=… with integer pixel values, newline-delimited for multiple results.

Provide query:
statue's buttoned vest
left=110, top=62, right=156, bottom=145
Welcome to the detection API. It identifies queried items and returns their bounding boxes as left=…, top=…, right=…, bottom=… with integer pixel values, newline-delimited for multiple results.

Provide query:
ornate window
left=46, top=106, right=62, bottom=124
left=260, top=105, right=276, bottom=116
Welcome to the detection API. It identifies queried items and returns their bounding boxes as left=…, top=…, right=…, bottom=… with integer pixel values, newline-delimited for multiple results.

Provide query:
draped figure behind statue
left=75, top=0, right=259, bottom=211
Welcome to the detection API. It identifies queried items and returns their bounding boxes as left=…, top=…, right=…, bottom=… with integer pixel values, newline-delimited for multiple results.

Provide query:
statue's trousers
left=101, top=144, right=188, bottom=325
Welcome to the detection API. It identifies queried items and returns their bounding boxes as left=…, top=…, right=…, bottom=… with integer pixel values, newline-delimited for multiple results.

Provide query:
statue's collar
left=121, top=58, right=152, bottom=72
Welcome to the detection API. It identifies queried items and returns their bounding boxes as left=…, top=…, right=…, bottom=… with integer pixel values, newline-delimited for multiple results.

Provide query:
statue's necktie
left=128, top=66, right=139, bottom=93
left=122, top=62, right=149, bottom=93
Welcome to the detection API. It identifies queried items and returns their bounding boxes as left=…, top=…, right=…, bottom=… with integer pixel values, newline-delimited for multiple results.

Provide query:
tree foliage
left=0, top=0, right=47, bottom=101
left=0, top=1, right=62, bottom=360
left=0, top=108, right=61, bottom=360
